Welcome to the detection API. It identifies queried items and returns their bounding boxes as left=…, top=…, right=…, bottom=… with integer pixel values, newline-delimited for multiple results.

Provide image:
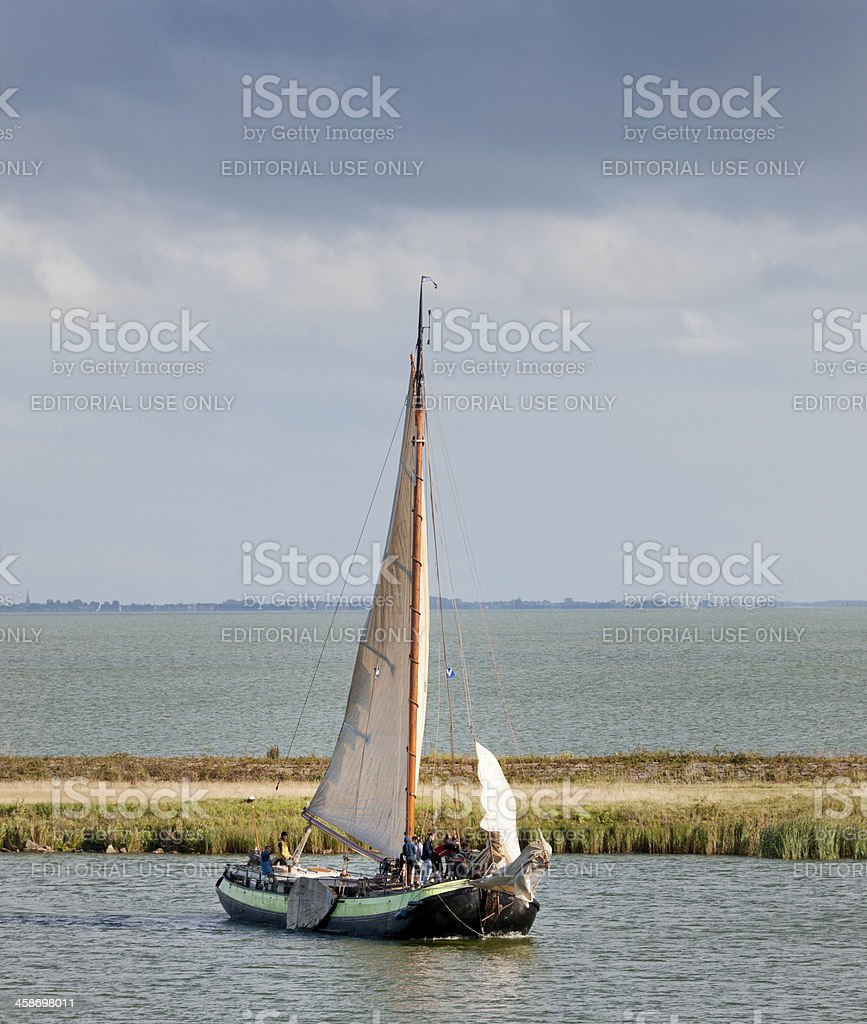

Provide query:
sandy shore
left=0, top=776, right=815, bottom=811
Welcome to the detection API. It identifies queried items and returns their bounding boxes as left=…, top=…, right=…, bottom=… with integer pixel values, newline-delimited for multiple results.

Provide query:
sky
left=1, top=0, right=866, bottom=604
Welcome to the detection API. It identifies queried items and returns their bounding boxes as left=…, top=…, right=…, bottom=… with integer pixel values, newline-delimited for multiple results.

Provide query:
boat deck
left=223, top=862, right=466, bottom=900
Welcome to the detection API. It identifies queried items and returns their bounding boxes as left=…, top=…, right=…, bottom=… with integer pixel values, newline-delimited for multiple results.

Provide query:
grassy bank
left=3, top=750, right=867, bottom=783
left=3, top=795, right=866, bottom=860
left=2, top=752, right=866, bottom=860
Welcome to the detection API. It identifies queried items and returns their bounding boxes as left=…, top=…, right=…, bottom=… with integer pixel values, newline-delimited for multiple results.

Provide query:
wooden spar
left=406, top=276, right=429, bottom=838
left=247, top=796, right=261, bottom=850
left=289, top=824, right=312, bottom=865
left=301, top=810, right=382, bottom=863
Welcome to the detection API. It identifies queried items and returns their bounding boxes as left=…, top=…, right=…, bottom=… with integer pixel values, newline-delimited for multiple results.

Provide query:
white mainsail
left=305, top=378, right=428, bottom=858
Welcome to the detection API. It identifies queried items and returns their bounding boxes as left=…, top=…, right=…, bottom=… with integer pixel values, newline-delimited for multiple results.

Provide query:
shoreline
left=2, top=752, right=866, bottom=860
left=4, top=750, right=867, bottom=783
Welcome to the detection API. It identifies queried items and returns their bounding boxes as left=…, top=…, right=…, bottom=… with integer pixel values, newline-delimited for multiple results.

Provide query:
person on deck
left=434, top=836, right=449, bottom=878
left=441, top=834, right=461, bottom=879
left=402, top=833, right=420, bottom=886
left=260, top=847, right=274, bottom=887
left=431, top=837, right=443, bottom=881
left=274, top=831, right=291, bottom=865
left=421, top=832, right=436, bottom=884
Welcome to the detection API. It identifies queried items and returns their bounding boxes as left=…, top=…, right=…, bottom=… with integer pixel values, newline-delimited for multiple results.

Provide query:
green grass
left=4, top=750, right=867, bottom=859
left=3, top=796, right=866, bottom=860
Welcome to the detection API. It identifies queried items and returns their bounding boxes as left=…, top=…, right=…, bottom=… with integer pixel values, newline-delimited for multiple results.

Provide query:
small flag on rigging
left=446, top=666, right=456, bottom=680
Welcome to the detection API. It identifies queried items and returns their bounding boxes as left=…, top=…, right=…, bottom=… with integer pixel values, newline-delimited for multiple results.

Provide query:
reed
left=3, top=795, right=866, bottom=861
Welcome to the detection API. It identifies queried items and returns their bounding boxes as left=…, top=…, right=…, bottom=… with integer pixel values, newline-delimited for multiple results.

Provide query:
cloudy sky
left=1, top=0, right=865, bottom=604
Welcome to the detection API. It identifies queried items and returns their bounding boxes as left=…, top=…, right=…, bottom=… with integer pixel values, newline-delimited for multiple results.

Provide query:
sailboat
left=216, top=278, right=551, bottom=938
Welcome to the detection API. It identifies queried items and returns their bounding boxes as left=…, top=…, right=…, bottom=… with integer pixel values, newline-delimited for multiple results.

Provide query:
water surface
left=1, top=608, right=865, bottom=756
left=0, top=853, right=863, bottom=1024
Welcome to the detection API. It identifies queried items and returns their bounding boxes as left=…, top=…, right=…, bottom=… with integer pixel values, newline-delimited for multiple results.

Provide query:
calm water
left=1, top=608, right=866, bottom=756
left=0, top=852, right=864, bottom=1024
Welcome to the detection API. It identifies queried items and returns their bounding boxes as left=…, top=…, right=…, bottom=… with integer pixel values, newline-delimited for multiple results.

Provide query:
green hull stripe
left=220, top=877, right=473, bottom=920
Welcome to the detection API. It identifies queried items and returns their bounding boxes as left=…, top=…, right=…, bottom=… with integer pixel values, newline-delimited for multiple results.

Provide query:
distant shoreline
left=2, top=600, right=867, bottom=613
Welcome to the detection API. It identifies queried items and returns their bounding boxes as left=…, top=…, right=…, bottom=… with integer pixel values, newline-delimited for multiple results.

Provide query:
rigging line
left=444, top=514, right=475, bottom=739
left=427, top=419, right=474, bottom=737
left=275, top=399, right=407, bottom=791
left=433, top=891, right=485, bottom=938
left=430, top=401, right=523, bottom=759
left=427, top=445, right=463, bottom=827
left=426, top=430, right=475, bottom=738
left=426, top=430, right=457, bottom=778
left=433, top=587, right=442, bottom=761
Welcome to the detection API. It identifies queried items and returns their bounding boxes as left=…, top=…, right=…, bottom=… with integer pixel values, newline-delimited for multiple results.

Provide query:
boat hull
left=216, top=874, right=539, bottom=939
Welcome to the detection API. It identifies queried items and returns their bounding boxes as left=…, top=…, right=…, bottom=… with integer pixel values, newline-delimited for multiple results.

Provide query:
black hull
left=320, top=885, right=539, bottom=939
left=216, top=876, right=539, bottom=940
left=398, top=885, right=539, bottom=940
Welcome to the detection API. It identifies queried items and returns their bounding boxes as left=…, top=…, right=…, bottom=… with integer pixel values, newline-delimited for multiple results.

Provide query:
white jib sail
left=306, top=380, right=429, bottom=858
left=476, top=740, right=522, bottom=865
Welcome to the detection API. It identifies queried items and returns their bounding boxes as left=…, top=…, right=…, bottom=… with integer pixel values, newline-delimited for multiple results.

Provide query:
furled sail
left=305, top=376, right=429, bottom=858
left=476, top=741, right=522, bottom=865
left=470, top=833, right=552, bottom=901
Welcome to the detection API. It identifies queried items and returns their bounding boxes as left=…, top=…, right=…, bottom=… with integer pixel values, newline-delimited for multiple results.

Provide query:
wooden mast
left=406, top=275, right=430, bottom=838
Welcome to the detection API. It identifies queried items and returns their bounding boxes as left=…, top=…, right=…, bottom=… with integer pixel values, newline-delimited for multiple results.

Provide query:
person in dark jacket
left=402, top=833, right=420, bottom=886
left=260, top=847, right=274, bottom=887
left=421, top=832, right=437, bottom=884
